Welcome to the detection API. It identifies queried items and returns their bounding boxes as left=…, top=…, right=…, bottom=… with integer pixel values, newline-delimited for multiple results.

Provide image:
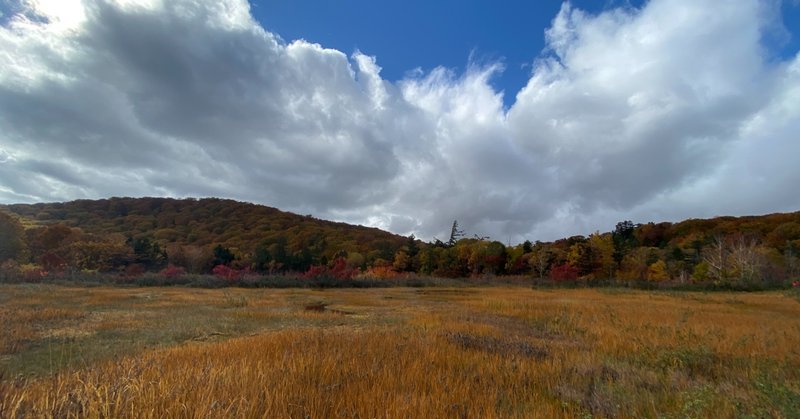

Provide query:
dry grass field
left=1, top=285, right=799, bottom=418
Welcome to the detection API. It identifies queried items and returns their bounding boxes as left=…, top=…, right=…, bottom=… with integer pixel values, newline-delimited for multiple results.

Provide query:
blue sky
left=251, top=0, right=799, bottom=107
left=251, top=0, right=637, bottom=108
left=1, top=0, right=800, bottom=241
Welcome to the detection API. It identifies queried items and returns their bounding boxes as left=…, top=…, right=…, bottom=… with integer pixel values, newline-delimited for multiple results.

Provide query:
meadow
left=1, top=284, right=799, bottom=418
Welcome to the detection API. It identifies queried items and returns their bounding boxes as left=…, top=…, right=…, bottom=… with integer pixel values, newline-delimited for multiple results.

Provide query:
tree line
left=1, top=198, right=799, bottom=286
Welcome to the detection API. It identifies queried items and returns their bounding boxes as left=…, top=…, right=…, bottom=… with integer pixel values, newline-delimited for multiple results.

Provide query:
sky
left=0, top=0, right=799, bottom=243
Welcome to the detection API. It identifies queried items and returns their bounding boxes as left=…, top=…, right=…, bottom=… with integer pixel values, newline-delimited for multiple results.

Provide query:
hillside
left=1, top=197, right=406, bottom=273
left=1, top=197, right=799, bottom=285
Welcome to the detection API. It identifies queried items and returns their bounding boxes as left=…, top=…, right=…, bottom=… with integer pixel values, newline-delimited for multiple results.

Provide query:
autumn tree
left=612, top=220, right=638, bottom=268
left=728, top=235, right=764, bottom=283
left=393, top=235, right=421, bottom=272
left=620, top=247, right=659, bottom=280
left=647, top=260, right=669, bottom=281
left=346, top=252, right=365, bottom=270
left=32, top=224, right=73, bottom=256
left=530, top=243, right=552, bottom=279
left=392, top=249, right=410, bottom=272
left=765, top=222, right=800, bottom=251
left=665, top=245, right=692, bottom=283
left=483, top=241, right=507, bottom=275
left=0, top=212, right=26, bottom=263
left=432, top=246, right=464, bottom=278
left=418, top=246, right=437, bottom=274
left=267, top=237, right=289, bottom=271
left=588, top=232, right=615, bottom=279
left=567, top=241, right=594, bottom=277
left=505, top=242, right=531, bottom=275
left=66, top=236, right=130, bottom=272
left=636, top=222, right=672, bottom=248
left=703, top=235, right=729, bottom=283
left=168, top=245, right=213, bottom=274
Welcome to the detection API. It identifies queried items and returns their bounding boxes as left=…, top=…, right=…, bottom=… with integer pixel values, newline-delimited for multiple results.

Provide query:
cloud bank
left=1, top=0, right=798, bottom=241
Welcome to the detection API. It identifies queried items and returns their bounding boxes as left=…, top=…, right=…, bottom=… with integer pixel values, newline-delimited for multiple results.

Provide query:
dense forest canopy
left=1, top=197, right=798, bottom=285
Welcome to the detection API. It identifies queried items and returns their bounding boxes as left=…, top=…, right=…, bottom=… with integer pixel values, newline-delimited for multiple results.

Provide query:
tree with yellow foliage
left=647, top=260, right=669, bottom=281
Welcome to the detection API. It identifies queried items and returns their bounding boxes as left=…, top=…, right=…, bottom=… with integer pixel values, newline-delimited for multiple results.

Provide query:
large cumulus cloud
left=0, top=0, right=798, bottom=242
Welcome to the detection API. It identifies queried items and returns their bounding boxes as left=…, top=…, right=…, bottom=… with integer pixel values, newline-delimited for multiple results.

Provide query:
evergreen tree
left=127, top=236, right=167, bottom=270
left=212, top=245, right=235, bottom=266
left=447, top=220, right=464, bottom=247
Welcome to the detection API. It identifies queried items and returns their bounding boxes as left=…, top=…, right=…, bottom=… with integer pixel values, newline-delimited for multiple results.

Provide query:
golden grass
left=0, top=306, right=86, bottom=354
left=1, top=286, right=799, bottom=418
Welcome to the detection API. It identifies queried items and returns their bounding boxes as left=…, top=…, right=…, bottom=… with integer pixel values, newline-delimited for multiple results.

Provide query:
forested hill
left=0, top=197, right=799, bottom=285
left=1, top=197, right=407, bottom=272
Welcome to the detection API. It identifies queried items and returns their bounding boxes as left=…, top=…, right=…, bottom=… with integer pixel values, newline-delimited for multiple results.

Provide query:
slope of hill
left=0, top=197, right=798, bottom=285
left=1, top=197, right=406, bottom=272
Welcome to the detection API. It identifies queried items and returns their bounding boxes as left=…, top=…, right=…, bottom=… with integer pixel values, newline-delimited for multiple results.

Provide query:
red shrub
left=329, top=257, right=359, bottom=280
left=161, top=264, right=186, bottom=279
left=303, top=265, right=328, bottom=280
left=550, top=263, right=579, bottom=282
left=303, top=258, right=359, bottom=280
left=212, top=264, right=242, bottom=281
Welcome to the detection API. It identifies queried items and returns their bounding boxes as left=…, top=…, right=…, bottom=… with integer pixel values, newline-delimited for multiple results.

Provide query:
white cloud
left=0, top=0, right=798, bottom=242
left=505, top=0, right=799, bottom=236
